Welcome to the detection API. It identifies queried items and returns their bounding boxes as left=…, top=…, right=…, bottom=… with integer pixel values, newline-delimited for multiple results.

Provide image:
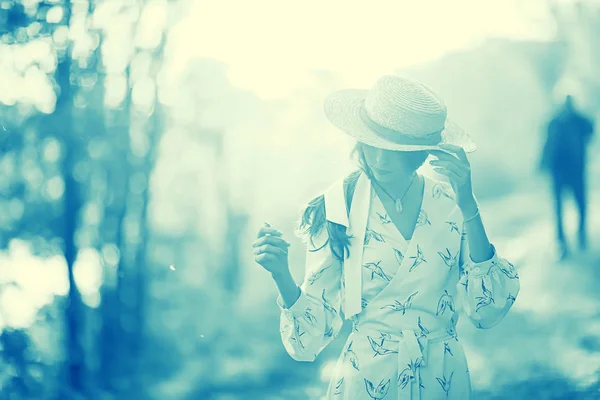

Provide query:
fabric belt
left=350, top=326, right=456, bottom=400
left=396, top=328, right=455, bottom=400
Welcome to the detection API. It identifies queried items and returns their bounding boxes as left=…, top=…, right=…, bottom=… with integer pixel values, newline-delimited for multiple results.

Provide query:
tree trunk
left=56, top=1, right=86, bottom=393
left=129, top=35, right=167, bottom=393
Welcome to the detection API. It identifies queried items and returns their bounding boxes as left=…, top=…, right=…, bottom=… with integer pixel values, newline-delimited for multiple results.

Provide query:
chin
left=374, top=172, right=401, bottom=183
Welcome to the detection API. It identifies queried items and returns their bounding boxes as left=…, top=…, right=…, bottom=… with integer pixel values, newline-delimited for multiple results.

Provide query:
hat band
left=359, top=105, right=443, bottom=146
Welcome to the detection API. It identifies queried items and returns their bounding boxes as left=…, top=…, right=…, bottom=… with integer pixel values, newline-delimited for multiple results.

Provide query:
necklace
left=372, top=173, right=417, bottom=213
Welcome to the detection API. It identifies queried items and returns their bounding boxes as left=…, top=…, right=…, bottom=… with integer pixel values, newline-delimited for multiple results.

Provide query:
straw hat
left=324, top=75, right=476, bottom=152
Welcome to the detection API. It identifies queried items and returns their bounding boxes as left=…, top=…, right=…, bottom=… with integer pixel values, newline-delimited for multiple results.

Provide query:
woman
left=253, top=75, right=520, bottom=399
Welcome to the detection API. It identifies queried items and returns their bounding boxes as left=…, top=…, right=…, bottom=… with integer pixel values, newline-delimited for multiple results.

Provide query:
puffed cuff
left=463, top=244, right=498, bottom=278
left=276, top=288, right=312, bottom=316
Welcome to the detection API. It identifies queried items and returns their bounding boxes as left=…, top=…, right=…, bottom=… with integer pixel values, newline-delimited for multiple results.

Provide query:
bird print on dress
left=444, top=342, right=454, bottom=356
left=435, top=290, right=455, bottom=316
left=436, top=372, right=454, bottom=399
left=417, top=316, right=430, bottom=338
left=361, top=297, right=369, bottom=309
left=365, top=378, right=391, bottom=400
left=393, top=248, right=404, bottom=266
left=416, top=209, right=432, bottom=227
left=446, top=326, right=458, bottom=342
left=438, top=248, right=458, bottom=270
left=308, top=264, right=331, bottom=285
left=505, top=261, right=519, bottom=278
left=409, top=245, right=427, bottom=272
left=397, top=366, right=411, bottom=390
left=324, top=325, right=334, bottom=338
left=377, top=212, right=392, bottom=225
left=475, top=279, right=495, bottom=312
left=344, top=341, right=360, bottom=371
left=507, top=293, right=516, bottom=303
left=381, top=291, right=419, bottom=315
left=290, top=317, right=305, bottom=350
left=367, top=334, right=398, bottom=357
left=458, top=268, right=469, bottom=290
left=334, top=377, right=344, bottom=396
left=364, top=260, right=391, bottom=281
left=302, top=307, right=317, bottom=326
left=446, top=221, right=460, bottom=235
left=432, top=182, right=455, bottom=200
left=364, top=228, right=385, bottom=246
left=490, top=260, right=519, bottom=279
left=322, top=289, right=337, bottom=314
left=397, top=358, right=422, bottom=389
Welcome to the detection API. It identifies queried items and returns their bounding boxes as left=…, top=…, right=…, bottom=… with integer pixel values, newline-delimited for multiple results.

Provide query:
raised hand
left=253, top=223, right=291, bottom=276
left=428, top=143, right=477, bottom=214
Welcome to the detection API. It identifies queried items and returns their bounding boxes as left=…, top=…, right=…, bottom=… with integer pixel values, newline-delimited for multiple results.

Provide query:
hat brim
left=324, top=89, right=476, bottom=153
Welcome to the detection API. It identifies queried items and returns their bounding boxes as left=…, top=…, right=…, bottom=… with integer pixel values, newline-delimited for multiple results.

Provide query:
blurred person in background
left=540, top=94, right=595, bottom=260
left=253, top=76, right=520, bottom=399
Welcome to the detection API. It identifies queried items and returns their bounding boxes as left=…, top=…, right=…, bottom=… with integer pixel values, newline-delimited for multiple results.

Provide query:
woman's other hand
left=253, top=223, right=291, bottom=277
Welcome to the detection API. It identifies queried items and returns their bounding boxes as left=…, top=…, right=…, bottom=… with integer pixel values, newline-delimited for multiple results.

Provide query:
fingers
left=256, top=225, right=283, bottom=238
left=438, top=143, right=468, bottom=162
left=429, top=159, right=465, bottom=176
left=253, top=243, right=288, bottom=257
left=433, top=167, right=461, bottom=182
left=252, top=235, right=291, bottom=249
left=428, top=150, right=459, bottom=163
left=430, top=147, right=469, bottom=167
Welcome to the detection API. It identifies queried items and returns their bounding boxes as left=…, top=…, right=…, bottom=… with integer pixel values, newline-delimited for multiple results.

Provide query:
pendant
left=395, top=198, right=403, bottom=213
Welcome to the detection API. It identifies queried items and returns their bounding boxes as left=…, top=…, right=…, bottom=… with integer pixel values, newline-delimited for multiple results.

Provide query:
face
left=361, top=144, right=429, bottom=182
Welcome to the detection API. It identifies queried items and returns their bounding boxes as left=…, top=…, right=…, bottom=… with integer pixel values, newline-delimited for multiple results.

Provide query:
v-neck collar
left=371, top=173, right=428, bottom=244
left=357, top=175, right=434, bottom=313
left=335, top=171, right=457, bottom=319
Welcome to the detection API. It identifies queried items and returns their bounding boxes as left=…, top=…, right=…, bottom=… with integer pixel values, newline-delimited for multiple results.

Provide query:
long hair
left=297, top=143, right=374, bottom=261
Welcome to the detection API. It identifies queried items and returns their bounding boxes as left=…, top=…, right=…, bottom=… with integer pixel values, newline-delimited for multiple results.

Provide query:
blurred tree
left=96, top=3, right=136, bottom=392
left=92, top=1, right=175, bottom=396
left=126, top=29, right=168, bottom=396
left=1, top=0, right=91, bottom=396
left=48, top=0, right=90, bottom=395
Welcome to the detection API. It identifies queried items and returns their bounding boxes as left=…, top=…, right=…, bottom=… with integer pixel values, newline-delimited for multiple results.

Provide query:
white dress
left=277, top=172, right=521, bottom=400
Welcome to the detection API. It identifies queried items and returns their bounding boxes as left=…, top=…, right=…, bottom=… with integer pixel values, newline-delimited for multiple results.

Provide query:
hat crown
left=364, top=75, right=448, bottom=136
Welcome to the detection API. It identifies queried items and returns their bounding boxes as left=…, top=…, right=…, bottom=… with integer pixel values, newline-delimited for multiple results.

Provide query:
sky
left=0, top=0, right=558, bottom=110
left=169, top=0, right=555, bottom=99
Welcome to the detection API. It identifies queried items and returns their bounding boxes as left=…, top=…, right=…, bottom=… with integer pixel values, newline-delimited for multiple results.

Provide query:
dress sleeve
left=276, top=225, right=344, bottom=362
left=456, top=227, right=520, bottom=329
